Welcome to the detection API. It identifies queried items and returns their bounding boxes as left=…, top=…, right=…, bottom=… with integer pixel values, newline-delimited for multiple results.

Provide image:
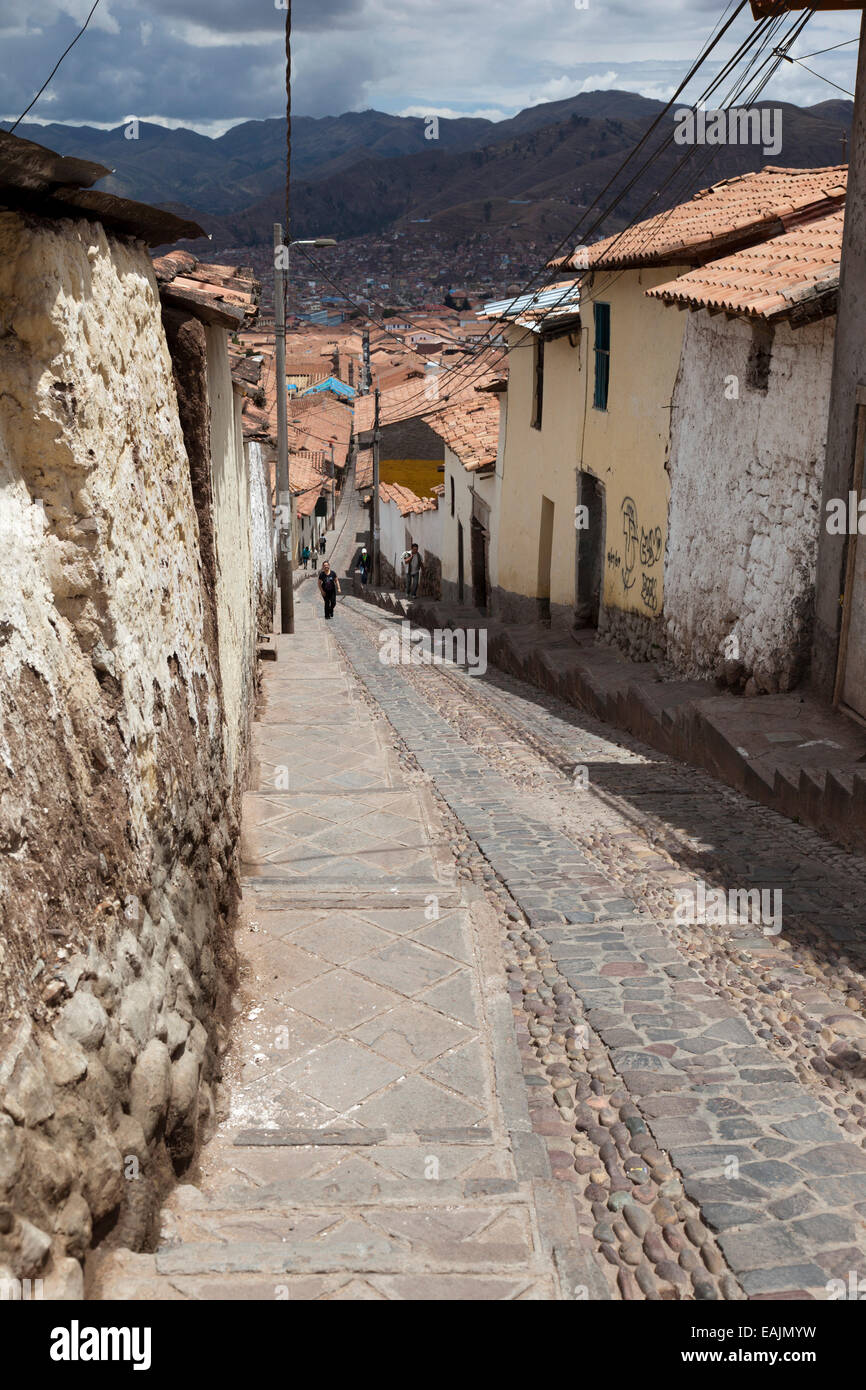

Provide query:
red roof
left=554, top=166, right=847, bottom=272
left=647, top=206, right=843, bottom=322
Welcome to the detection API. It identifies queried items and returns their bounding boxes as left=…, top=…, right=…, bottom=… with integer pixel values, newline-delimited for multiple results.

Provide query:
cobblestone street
left=91, top=498, right=866, bottom=1300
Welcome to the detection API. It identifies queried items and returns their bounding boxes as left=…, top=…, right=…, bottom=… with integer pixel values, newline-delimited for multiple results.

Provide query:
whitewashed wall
left=206, top=332, right=256, bottom=786
left=247, top=439, right=274, bottom=631
left=664, top=310, right=834, bottom=692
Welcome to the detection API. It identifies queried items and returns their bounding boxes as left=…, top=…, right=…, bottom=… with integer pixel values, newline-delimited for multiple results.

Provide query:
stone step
left=87, top=1248, right=555, bottom=1301
left=162, top=1175, right=521, bottom=1216
left=151, top=1203, right=537, bottom=1276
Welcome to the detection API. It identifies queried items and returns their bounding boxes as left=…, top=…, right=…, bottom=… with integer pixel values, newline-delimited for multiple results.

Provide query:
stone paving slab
left=91, top=584, right=590, bottom=1301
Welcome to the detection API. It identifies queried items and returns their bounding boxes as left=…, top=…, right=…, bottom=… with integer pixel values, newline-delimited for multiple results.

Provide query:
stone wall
left=664, top=311, right=833, bottom=692
left=598, top=602, right=667, bottom=664
left=0, top=212, right=252, bottom=1297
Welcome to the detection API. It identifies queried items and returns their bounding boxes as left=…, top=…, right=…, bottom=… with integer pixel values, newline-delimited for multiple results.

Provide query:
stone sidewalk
left=89, top=589, right=606, bottom=1300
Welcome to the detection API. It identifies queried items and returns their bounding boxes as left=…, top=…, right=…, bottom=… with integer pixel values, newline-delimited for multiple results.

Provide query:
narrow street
left=91, top=483, right=866, bottom=1302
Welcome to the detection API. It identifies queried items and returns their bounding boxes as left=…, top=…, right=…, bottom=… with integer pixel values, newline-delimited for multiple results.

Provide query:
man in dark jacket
left=318, top=560, right=341, bottom=620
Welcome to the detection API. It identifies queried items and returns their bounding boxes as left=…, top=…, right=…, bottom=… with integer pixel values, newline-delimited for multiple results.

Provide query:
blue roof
left=299, top=376, right=355, bottom=400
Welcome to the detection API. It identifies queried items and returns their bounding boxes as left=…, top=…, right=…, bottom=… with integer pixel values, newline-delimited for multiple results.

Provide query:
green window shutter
left=593, top=303, right=610, bottom=410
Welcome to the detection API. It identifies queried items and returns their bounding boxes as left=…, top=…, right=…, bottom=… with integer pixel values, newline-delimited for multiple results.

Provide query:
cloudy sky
left=1, top=0, right=861, bottom=134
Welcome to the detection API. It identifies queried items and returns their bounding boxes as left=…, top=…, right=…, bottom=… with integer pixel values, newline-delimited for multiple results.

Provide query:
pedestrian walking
left=319, top=532, right=327, bottom=556
left=311, top=543, right=318, bottom=571
left=406, top=542, right=423, bottom=598
left=318, top=559, right=341, bottom=620
left=358, top=546, right=369, bottom=585
left=301, top=544, right=310, bottom=571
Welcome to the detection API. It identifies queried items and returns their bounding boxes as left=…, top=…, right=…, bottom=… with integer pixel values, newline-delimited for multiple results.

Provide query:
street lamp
left=273, top=226, right=336, bottom=634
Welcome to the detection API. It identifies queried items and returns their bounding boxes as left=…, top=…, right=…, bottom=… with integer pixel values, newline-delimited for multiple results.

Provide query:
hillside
left=192, top=98, right=853, bottom=253
left=11, top=91, right=852, bottom=257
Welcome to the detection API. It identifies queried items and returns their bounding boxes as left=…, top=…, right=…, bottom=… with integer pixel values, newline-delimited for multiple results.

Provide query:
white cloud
left=0, top=0, right=859, bottom=129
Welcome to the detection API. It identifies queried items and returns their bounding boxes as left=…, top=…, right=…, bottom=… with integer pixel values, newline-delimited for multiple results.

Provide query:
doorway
left=471, top=518, right=488, bottom=610
left=537, top=495, right=554, bottom=622
left=575, top=470, right=605, bottom=627
left=457, top=520, right=465, bottom=604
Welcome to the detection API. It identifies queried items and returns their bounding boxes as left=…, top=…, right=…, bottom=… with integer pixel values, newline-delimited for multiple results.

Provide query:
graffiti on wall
left=607, top=496, right=663, bottom=613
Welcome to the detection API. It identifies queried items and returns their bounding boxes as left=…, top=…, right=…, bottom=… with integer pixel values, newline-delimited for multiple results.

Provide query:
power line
left=9, top=0, right=102, bottom=133
left=399, top=5, right=813, bottom=416
left=381, top=2, right=784, bottom=418
left=290, top=0, right=757, bottom=418
left=384, top=4, right=792, bottom=418
left=775, top=51, right=855, bottom=97
left=798, top=36, right=859, bottom=60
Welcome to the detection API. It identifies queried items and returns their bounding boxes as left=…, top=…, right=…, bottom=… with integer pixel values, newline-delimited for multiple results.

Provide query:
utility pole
left=362, top=328, right=371, bottom=396
left=805, top=5, right=866, bottom=697
left=329, top=444, right=336, bottom=528
left=372, top=387, right=381, bottom=587
left=274, top=221, right=295, bottom=635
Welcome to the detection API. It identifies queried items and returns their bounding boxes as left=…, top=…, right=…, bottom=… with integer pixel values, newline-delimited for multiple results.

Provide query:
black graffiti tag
left=621, top=497, right=638, bottom=591
left=640, top=525, right=663, bottom=567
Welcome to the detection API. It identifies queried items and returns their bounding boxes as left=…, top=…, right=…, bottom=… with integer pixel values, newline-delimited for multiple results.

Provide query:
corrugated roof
left=479, top=279, right=581, bottom=332
left=647, top=206, right=843, bottom=323
left=553, top=166, right=847, bottom=272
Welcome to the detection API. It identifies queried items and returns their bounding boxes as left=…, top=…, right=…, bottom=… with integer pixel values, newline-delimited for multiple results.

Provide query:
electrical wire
left=379, top=4, right=799, bottom=418
left=775, top=52, right=855, bottom=98
left=9, top=0, right=102, bottom=133
left=395, top=4, right=815, bottom=416
left=284, top=0, right=758, bottom=410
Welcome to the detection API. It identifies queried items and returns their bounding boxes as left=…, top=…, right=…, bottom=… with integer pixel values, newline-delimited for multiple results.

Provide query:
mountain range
left=9, top=91, right=852, bottom=254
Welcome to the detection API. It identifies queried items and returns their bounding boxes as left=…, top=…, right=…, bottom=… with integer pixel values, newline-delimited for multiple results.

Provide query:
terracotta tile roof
left=647, top=206, right=843, bottom=322
left=289, top=452, right=328, bottom=493
left=378, top=482, right=438, bottom=516
left=354, top=379, right=435, bottom=434
left=424, top=390, right=499, bottom=474
left=295, top=483, right=324, bottom=517
left=153, top=252, right=260, bottom=327
left=285, top=392, right=353, bottom=468
left=355, top=445, right=373, bottom=490
left=553, top=166, right=847, bottom=271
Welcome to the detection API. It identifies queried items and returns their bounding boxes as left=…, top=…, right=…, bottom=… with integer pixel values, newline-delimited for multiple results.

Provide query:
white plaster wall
left=441, top=447, right=476, bottom=600
left=0, top=213, right=217, bottom=829
left=205, top=333, right=256, bottom=787
left=247, top=439, right=275, bottom=631
left=380, top=496, right=409, bottom=580
left=408, top=502, right=442, bottom=561
left=664, top=310, right=833, bottom=690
